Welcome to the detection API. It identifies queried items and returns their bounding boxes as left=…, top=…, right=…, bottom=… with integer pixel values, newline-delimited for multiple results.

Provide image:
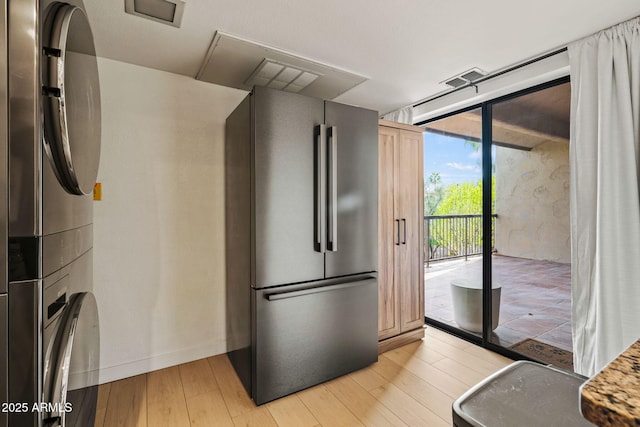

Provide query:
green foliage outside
left=425, top=176, right=495, bottom=260
left=435, top=180, right=483, bottom=215
left=425, top=176, right=495, bottom=216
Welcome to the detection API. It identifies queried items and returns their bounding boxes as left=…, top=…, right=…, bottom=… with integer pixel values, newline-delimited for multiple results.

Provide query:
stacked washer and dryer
left=1, top=0, right=102, bottom=426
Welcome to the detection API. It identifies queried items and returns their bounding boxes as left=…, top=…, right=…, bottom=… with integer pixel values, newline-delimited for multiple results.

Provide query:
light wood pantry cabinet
left=378, top=119, right=425, bottom=353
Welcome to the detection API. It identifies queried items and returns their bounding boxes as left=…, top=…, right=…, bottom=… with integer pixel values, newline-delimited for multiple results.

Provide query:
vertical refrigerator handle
left=327, top=126, right=338, bottom=252
left=395, top=219, right=400, bottom=245
left=315, top=125, right=327, bottom=253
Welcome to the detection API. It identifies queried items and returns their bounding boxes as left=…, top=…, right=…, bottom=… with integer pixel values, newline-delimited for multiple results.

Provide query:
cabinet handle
left=395, top=219, right=400, bottom=245
left=402, top=219, right=407, bottom=244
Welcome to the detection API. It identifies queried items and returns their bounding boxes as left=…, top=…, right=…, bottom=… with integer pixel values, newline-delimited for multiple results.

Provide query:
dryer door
left=43, top=292, right=100, bottom=427
left=42, top=3, right=101, bottom=196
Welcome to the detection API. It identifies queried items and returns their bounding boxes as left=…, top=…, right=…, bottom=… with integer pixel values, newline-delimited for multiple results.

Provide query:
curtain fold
left=382, top=106, right=413, bottom=124
left=569, top=16, right=640, bottom=376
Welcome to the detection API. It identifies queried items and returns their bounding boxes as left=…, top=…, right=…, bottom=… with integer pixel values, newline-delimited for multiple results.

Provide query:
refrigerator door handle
left=265, top=276, right=374, bottom=301
left=315, top=124, right=327, bottom=253
left=395, top=219, right=401, bottom=245
left=327, top=125, right=338, bottom=252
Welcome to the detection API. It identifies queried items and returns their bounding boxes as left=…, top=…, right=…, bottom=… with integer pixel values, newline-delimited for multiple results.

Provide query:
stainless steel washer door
left=43, top=292, right=100, bottom=427
left=42, top=3, right=101, bottom=196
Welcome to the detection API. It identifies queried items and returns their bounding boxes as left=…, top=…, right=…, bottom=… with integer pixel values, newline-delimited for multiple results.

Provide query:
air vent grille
left=442, top=67, right=488, bottom=88
left=245, top=59, right=320, bottom=93
left=444, top=77, right=467, bottom=88
left=460, top=70, right=485, bottom=81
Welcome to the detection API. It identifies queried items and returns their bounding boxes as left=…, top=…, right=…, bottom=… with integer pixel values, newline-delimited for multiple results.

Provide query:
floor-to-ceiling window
left=421, top=78, right=573, bottom=368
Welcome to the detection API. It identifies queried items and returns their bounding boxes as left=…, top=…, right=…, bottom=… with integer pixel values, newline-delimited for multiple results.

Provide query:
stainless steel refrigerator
left=225, top=86, right=378, bottom=405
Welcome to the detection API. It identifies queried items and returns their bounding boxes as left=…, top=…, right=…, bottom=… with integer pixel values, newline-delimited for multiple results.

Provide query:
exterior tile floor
left=425, top=255, right=572, bottom=352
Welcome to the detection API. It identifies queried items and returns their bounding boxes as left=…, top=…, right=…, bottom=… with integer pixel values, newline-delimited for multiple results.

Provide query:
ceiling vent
left=442, top=67, right=487, bottom=88
left=124, top=0, right=185, bottom=28
left=245, top=59, right=319, bottom=93
left=196, top=31, right=368, bottom=100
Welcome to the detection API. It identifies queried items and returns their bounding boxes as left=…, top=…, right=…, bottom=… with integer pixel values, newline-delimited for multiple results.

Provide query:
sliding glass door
left=488, top=81, right=572, bottom=368
left=422, top=77, right=573, bottom=367
left=423, top=107, right=485, bottom=340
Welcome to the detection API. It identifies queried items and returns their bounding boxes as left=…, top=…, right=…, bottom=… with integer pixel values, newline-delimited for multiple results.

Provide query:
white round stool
left=450, top=279, right=501, bottom=333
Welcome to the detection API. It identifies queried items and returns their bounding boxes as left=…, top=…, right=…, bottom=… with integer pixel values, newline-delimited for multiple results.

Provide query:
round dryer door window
left=43, top=3, right=101, bottom=196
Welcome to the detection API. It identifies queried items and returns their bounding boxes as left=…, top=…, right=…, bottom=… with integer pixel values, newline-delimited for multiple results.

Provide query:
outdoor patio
left=425, top=254, right=572, bottom=352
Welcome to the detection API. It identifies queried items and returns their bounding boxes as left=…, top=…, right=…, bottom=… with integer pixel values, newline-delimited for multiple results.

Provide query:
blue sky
left=423, top=132, right=492, bottom=186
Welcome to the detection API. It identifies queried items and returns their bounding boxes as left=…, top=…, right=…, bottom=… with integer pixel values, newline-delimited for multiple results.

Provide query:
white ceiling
left=83, top=0, right=640, bottom=115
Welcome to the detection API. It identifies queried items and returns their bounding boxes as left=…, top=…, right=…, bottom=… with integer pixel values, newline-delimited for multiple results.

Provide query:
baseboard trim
left=378, top=327, right=425, bottom=354
left=98, top=340, right=228, bottom=384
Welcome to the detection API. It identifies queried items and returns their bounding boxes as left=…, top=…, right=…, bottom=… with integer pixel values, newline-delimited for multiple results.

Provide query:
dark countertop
left=580, top=339, right=640, bottom=426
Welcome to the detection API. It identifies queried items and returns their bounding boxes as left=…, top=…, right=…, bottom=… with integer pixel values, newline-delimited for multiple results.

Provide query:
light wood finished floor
left=95, top=327, right=512, bottom=427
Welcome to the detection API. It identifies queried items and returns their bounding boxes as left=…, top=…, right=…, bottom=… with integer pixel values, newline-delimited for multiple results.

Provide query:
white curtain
left=382, top=106, right=413, bottom=124
left=569, top=16, right=640, bottom=376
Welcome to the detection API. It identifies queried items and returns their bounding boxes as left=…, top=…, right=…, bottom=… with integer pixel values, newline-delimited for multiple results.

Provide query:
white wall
left=93, top=57, right=246, bottom=383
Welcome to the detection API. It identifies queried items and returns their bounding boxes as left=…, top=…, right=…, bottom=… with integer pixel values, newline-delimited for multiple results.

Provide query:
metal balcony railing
left=424, top=214, right=497, bottom=267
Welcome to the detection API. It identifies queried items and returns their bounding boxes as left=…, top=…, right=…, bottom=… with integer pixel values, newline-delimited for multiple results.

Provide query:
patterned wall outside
left=494, top=140, right=570, bottom=263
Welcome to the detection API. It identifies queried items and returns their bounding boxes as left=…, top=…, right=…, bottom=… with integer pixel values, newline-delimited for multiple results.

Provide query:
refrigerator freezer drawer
left=253, top=274, right=378, bottom=404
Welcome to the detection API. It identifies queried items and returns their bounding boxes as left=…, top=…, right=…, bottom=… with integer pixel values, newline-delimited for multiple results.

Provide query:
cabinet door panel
left=378, top=128, right=400, bottom=339
left=395, top=130, right=425, bottom=332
